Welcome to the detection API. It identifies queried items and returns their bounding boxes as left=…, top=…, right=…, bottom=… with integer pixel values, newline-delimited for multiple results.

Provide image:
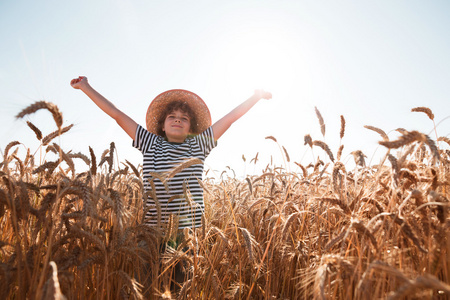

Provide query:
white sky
left=1, top=0, right=450, bottom=179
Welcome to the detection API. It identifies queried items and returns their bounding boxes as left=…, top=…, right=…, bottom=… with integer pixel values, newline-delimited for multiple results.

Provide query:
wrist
left=80, top=83, right=93, bottom=92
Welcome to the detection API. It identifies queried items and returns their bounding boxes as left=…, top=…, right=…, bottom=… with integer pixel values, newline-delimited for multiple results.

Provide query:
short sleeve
left=194, top=126, right=217, bottom=157
left=132, top=125, right=159, bottom=153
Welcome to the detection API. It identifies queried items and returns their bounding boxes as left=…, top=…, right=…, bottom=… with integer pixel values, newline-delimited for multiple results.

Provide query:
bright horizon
left=1, top=1, right=450, bottom=178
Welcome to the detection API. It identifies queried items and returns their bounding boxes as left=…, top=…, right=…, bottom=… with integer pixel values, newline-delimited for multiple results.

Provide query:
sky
left=1, top=0, right=450, bottom=179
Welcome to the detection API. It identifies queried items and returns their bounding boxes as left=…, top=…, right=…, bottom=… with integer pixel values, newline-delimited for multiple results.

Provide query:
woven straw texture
left=146, top=89, right=211, bottom=135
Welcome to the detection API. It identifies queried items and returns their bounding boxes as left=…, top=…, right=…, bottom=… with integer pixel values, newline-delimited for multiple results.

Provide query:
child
left=70, top=76, right=271, bottom=230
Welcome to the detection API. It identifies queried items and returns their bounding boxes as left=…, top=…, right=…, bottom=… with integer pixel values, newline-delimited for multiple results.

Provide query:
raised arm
left=70, top=76, right=138, bottom=140
left=212, top=89, right=272, bottom=140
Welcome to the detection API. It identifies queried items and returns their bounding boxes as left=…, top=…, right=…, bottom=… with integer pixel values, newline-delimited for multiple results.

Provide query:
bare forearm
left=212, top=94, right=263, bottom=140
left=71, top=76, right=138, bottom=139
left=223, top=94, right=260, bottom=125
left=80, top=84, right=121, bottom=120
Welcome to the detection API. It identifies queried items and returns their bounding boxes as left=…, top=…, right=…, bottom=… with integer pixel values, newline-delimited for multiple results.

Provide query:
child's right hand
left=254, top=89, right=272, bottom=100
left=70, top=76, right=88, bottom=89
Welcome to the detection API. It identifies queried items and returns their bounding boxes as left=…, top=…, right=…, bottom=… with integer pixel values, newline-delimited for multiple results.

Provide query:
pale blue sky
left=1, top=1, right=450, bottom=177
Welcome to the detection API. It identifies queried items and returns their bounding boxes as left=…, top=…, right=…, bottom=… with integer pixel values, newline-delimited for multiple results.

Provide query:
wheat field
left=0, top=102, right=449, bottom=299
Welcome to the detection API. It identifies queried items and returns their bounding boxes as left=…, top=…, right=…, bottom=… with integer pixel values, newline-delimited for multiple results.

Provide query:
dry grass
left=1, top=102, right=449, bottom=299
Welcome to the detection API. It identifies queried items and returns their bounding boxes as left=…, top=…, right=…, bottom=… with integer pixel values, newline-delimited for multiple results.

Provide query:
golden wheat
left=315, top=106, right=326, bottom=137
left=42, top=124, right=74, bottom=146
left=411, top=106, right=434, bottom=121
left=312, top=140, right=334, bottom=162
left=339, top=115, right=345, bottom=140
left=364, top=125, right=389, bottom=141
left=16, top=100, right=63, bottom=128
left=2, top=101, right=450, bottom=299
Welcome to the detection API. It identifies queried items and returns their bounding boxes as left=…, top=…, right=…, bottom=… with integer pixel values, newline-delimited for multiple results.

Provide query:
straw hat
left=146, top=89, right=211, bottom=135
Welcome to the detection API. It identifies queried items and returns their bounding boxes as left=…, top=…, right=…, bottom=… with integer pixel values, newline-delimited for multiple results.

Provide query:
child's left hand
left=254, top=89, right=272, bottom=100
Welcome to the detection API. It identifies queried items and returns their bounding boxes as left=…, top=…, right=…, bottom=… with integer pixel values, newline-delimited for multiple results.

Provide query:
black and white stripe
left=133, top=125, right=217, bottom=229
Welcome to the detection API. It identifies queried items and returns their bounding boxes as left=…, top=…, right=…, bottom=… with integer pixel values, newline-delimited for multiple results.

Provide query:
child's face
left=162, top=109, right=191, bottom=143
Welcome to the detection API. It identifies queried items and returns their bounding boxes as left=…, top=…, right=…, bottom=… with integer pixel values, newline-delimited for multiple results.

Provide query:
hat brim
left=146, top=89, right=211, bottom=136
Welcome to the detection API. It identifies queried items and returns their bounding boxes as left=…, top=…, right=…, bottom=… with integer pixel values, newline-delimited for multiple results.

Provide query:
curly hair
left=156, top=100, right=198, bottom=137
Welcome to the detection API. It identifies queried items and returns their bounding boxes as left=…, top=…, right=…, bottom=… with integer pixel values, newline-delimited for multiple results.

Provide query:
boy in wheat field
left=70, top=76, right=271, bottom=284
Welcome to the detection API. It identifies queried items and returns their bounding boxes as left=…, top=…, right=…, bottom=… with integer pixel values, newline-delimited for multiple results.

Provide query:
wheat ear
left=411, top=106, right=434, bottom=120
left=332, top=161, right=346, bottom=191
left=314, top=262, right=328, bottom=300
left=312, top=140, right=334, bottom=162
left=68, top=152, right=91, bottom=166
left=240, top=227, right=255, bottom=263
left=294, top=162, right=307, bottom=177
left=3, top=141, right=21, bottom=160
left=125, top=160, right=140, bottom=177
left=379, top=130, right=426, bottom=149
left=388, top=274, right=450, bottom=300
left=265, top=136, right=277, bottom=143
left=42, top=124, right=74, bottom=145
left=26, top=121, right=43, bottom=140
left=339, top=115, right=346, bottom=140
left=391, top=214, right=427, bottom=253
left=88, top=146, right=97, bottom=175
left=351, top=218, right=379, bottom=253
left=42, top=262, right=66, bottom=300
left=350, top=150, right=367, bottom=167
left=364, top=125, right=389, bottom=141
left=108, top=142, right=115, bottom=173
left=52, top=143, right=75, bottom=175
left=16, top=101, right=63, bottom=128
left=117, top=270, right=144, bottom=300
left=304, top=134, right=313, bottom=147
left=165, top=157, right=202, bottom=180
left=316, top=197, right=351, bottom=214
left=437, top=136, right=450, bottom=147
left=336, top=145, right=344, bottom=161
left=315, top=106, right=326, bottom=137
left=282, top=146, right=290, bottom=162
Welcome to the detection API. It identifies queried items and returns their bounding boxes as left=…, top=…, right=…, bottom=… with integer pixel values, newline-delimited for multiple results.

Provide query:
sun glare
left=219, top=29, right=302, bottom=96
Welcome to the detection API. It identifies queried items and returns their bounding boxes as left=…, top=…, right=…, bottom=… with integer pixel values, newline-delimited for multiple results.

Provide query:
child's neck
left=166, top=136, right=186, bottom=143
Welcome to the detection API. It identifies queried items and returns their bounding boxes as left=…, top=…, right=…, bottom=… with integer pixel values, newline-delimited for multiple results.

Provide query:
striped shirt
left=133, top=125, right=217, bottom=229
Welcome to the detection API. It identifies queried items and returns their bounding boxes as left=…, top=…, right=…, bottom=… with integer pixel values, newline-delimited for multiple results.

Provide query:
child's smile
left=163, top=109, right=191, bottom=143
